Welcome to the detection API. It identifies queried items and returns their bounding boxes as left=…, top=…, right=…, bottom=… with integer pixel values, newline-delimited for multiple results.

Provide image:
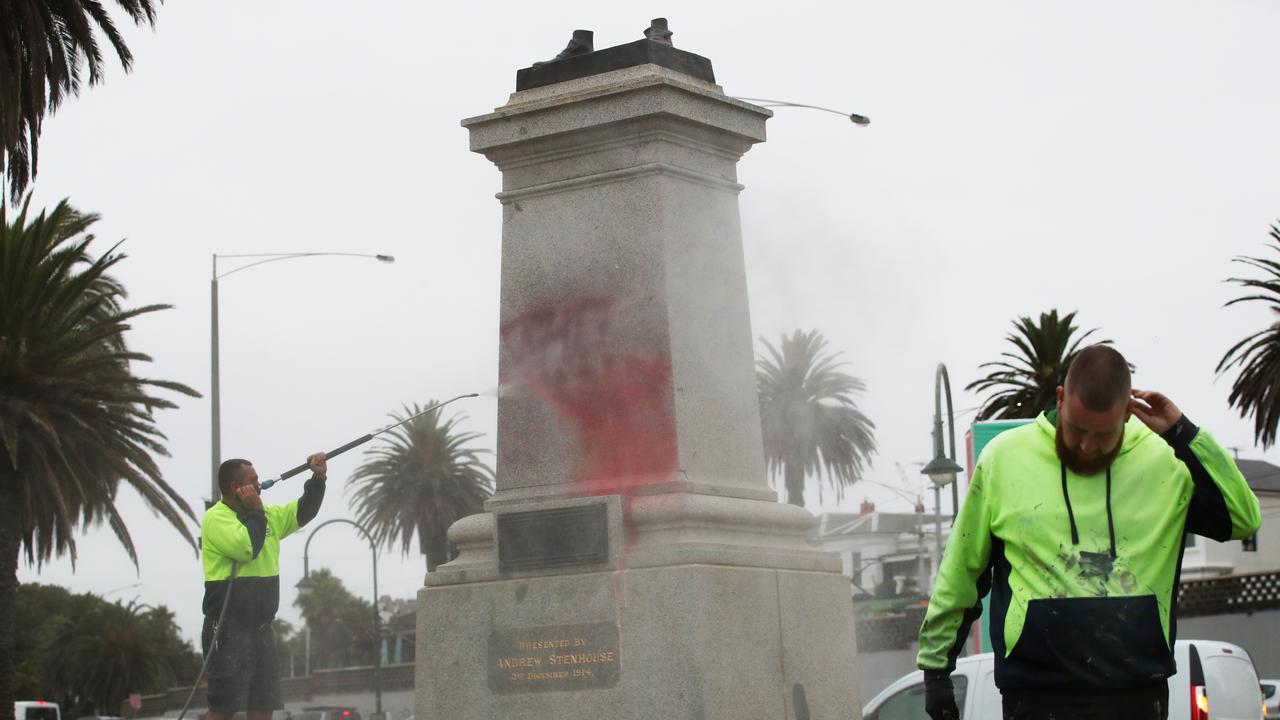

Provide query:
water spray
left=259, top=393, right=479, bottom=491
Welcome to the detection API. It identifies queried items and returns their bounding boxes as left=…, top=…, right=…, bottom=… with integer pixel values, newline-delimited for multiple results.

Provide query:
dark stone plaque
left=497, top=503, right=609, bottom=572
left=516, top=39, right=715, bottom=91
left=488, top=622, right=621, bottom=693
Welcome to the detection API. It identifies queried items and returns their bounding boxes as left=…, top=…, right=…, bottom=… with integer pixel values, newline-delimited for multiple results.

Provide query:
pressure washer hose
left=175, top=561, right=238, bottom=720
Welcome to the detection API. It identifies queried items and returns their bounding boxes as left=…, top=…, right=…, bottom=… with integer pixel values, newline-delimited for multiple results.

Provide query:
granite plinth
left=418, top=60, right=862, bottom=720
left=416, top=564, right=860, bottom=719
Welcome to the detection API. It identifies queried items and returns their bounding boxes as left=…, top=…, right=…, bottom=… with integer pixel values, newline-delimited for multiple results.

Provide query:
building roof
left=815, top=511, right=927, bottom=539
left=1238, top=458, right=1280, bottom=494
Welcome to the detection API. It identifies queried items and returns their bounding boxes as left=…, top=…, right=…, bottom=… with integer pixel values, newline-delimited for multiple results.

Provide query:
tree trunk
left=419, top=524, right=439, bottom=576
left=422, top=521, right=451, bottom=575
left=0, top=471, right=23, bottom=720
left=784, top=463, right=805, bottom=507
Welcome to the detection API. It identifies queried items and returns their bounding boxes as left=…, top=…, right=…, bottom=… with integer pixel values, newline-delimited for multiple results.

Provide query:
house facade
left=1181, top=458, right=1280, bottom=578
left=811, top=501, right=951, bottom=598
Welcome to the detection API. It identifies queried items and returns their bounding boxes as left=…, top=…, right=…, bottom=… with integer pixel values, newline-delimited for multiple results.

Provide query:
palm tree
left=756, top=329, right=877, bottom=508
left=134, top=604, right=201, bottom=692
left=15, top=584, right=198, bottom=705
left=347, top=403, right=494, bottom=574
left=965, top=309, right=1111, bottom=421
left=1217, top=224, right=1280, bottom=449
left=0, top=198, right=198, bottom=720
left=40, top=598, right=177, bottom=714
left=0, top=0, right=160, bottom=201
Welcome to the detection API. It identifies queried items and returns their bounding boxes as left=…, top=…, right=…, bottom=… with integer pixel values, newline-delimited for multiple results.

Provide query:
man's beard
left=1056, top=427, right=1122, bottom=476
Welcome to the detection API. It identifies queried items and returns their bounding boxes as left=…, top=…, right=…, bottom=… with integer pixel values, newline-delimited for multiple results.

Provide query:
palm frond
left=0, top=0, right=159, bottom=201
left=1217, top=225, right=1280, bottom=448
left=965, top=309, right=1113, bottom=421
left=0, top=195, right=197, bottom=569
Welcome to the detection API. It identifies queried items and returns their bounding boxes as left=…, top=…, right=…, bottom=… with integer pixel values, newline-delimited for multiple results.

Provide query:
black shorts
left=1001, top=682, right=1168, bottom=720
left=201, top=616, right=282, bottom=713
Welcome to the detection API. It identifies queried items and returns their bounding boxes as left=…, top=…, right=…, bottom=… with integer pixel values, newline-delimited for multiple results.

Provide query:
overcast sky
left=17, top=0, right=1280, bottom=644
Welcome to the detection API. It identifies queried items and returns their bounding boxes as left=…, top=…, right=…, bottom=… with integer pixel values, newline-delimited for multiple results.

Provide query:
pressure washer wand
left=259, top=393, right=479, bottom=491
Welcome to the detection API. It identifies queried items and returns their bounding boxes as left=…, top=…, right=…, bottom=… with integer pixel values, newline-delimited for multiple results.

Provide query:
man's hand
left=923, top=672, right=959, bottom=720
left=1129, top=389, right=1183, bottom=435
left=235, top=483, right=263, bottom=512
left=307, top=452, right=328, bottom=479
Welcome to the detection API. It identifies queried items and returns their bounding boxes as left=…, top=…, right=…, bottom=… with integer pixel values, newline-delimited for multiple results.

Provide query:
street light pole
left=295, top=518, right=383, bottom=719
left=210, top=259, right=221, bottom=508
left=102, top=582, right=143, bottom=599
left=921, top=363, right=965, bottom=589
left=934, top=364, right=960, bottom=521
left=209, top=252, right=394, bottom=506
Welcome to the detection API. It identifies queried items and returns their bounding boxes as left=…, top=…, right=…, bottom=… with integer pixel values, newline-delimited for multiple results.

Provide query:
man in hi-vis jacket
left=919, top=345, right=1260, bottom=720
left=201, top=453, right=327, bottom=720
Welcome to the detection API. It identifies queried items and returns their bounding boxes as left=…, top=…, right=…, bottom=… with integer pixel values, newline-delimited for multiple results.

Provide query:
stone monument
left=416, top=22, right=860, bottom=719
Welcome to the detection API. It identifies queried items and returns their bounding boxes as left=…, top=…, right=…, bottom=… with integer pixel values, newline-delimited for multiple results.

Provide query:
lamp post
left=731, top=97, right=870, bottom=126
left=102, top=582, right=142, bottom=600
left=210, top=252, right=394, bottom=506
left=921, top=363, right=965, bottom=588
left=294, top=518, right=383, bottom=719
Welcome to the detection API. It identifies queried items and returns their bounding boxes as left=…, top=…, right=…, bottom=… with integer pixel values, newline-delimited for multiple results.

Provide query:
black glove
left=923, top=669, right=960, bottom=720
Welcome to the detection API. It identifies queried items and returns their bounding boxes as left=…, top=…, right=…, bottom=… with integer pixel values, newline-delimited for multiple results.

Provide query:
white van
left=14, top=702, right=61, bottom=720
left=863, top=640, right=1265, bottom=720
left=1261, top=678, right=1279, bottom=719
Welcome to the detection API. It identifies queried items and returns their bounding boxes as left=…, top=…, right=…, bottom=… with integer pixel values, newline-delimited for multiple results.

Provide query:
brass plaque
left=488, top=622, right=621, bottom=693
left=496, top=504, right=609, bottom=572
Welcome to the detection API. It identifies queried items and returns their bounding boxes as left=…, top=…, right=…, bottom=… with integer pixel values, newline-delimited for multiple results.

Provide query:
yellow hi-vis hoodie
left=201, top=473, right=325, bottom=624
left=918, top=412, right=1260, bottom=690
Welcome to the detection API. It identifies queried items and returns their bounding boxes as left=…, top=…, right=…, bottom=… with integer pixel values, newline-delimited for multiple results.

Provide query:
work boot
left=532, top=29, right=594, bottom=67
left=644, top=18, right=673, bottom=46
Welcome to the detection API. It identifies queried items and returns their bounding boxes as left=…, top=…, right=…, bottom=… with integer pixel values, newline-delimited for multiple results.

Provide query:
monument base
left=416, top=563, right=859, bottom=719
left=436, top=42, right=864, bottom=720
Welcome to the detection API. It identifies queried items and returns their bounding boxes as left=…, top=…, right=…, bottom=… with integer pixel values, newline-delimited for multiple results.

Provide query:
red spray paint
left=501, top=297, right=678, bottom=495
left=502, top=297, right=680, bottom=643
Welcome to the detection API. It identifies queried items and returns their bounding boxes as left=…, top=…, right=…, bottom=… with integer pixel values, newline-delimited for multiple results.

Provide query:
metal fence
left=1176, top=569, right=1280, bottom=618
left=854, top=603, right=929, bottom=652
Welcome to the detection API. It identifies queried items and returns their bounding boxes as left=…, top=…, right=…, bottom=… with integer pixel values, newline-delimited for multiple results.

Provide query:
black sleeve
left=1162, top=415, right=1233, bottom=542
left=237, top=509, right=267, bottom=559
left=297, top=473, right=327, bottom=527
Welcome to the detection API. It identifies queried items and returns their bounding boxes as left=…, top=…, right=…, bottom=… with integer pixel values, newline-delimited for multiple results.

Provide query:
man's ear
left=1055, top=385, right=1065, bottom=410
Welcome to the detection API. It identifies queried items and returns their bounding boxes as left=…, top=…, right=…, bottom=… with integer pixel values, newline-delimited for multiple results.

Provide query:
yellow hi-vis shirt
left=201, top=500, right=300, bottom=623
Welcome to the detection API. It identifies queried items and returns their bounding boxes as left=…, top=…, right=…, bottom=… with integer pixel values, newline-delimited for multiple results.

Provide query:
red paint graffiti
left=501, top=297, right=677, bottom=493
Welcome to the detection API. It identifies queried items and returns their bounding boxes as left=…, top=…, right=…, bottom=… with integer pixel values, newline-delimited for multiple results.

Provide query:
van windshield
left=1203, top=656, right=1261, bottom=716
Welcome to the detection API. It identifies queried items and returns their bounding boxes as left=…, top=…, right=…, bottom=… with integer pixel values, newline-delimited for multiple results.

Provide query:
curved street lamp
left=921, top=363, right=965, bottom=586
left=294, top=518, right=383, bottom=719
left=731, top=97, right=870, bottom=126
left=101, top=582, right=143, bottom=599
left=922, top=363, right=965, bottom=501
left=210, top=252, right=395, bottom=506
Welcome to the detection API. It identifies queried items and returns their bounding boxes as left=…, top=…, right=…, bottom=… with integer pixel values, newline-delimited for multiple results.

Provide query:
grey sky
left=17, top=0, right=1280, bottom=645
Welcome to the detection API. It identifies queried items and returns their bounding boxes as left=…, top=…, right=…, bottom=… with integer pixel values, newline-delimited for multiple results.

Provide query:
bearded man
left=918, top=344, right=1260, bottom=720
